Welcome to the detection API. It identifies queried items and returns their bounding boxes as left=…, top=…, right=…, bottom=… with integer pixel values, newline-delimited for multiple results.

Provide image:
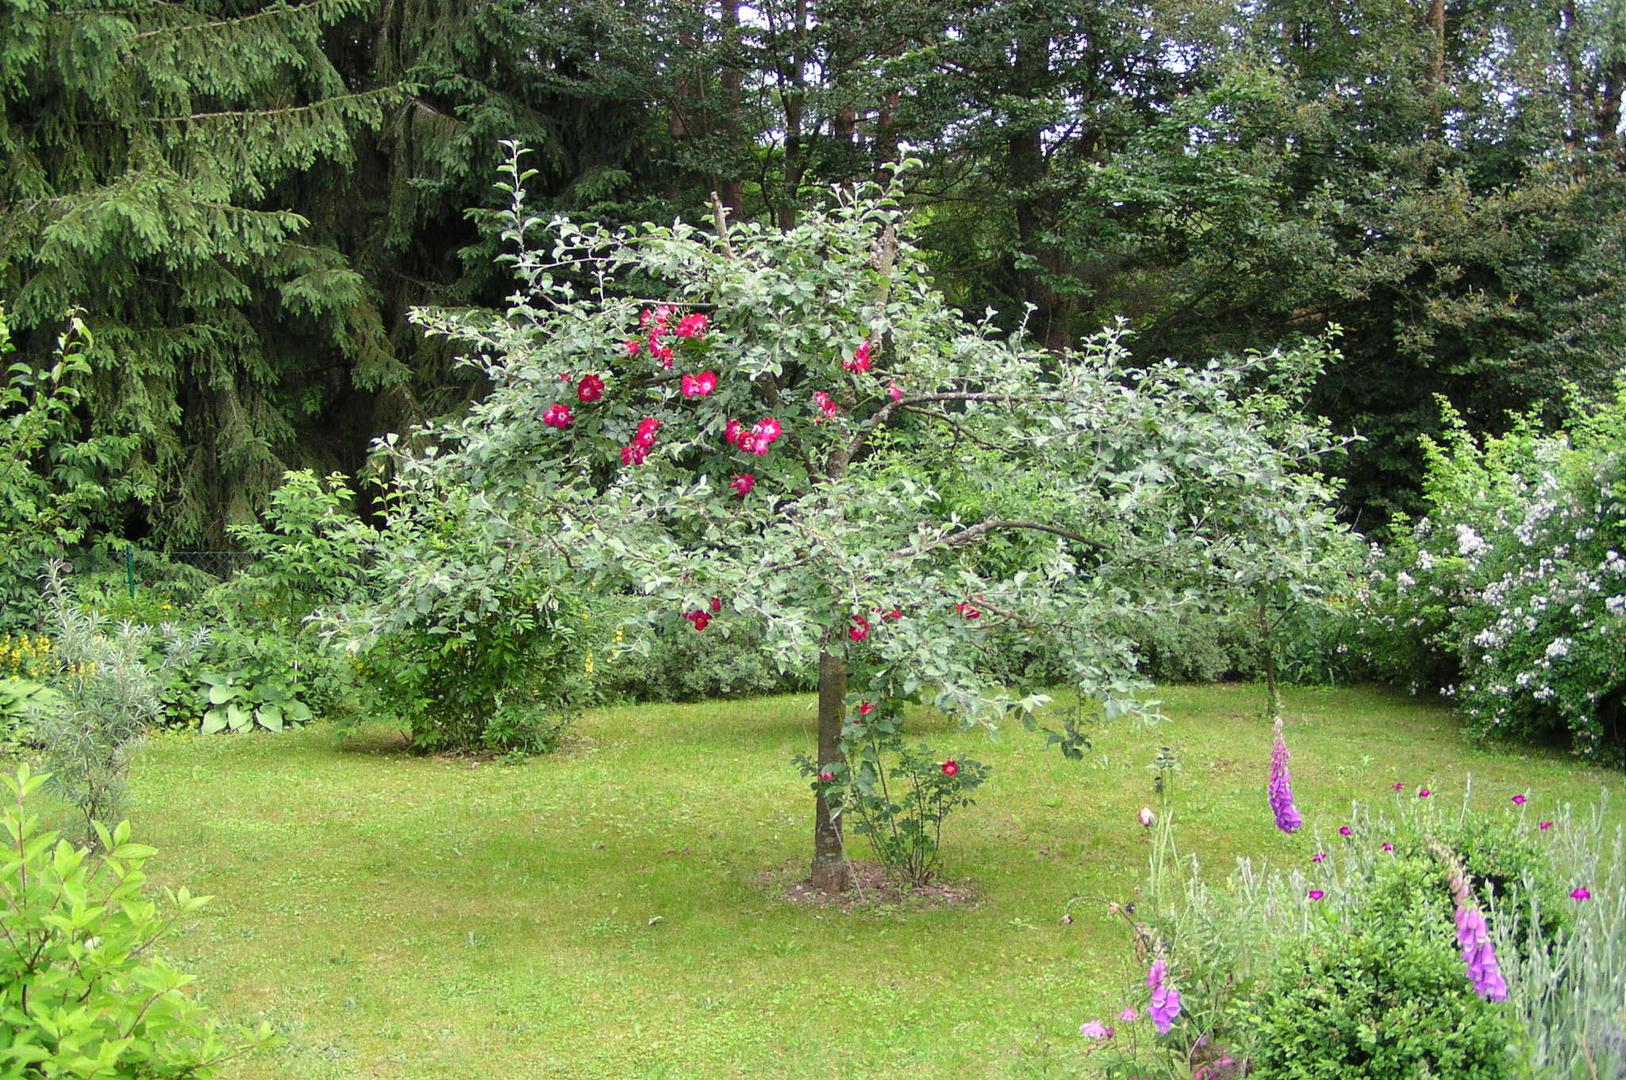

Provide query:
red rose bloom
left=849, top=615, right=870, bottom=642
left=843, top=340, right=873, bottom=374
left=941, top=760, right=959, bottom=777
left=674, top=312, right=709, bottom=339
left=542, top=403, right=573, bottom=429
left=730, top=473, right=755, bottom=496
left=577, top=374, right=605, bottom=403
left=709, top=596, right=723, bottom=613
left=620, top=444, right=648, bottom=466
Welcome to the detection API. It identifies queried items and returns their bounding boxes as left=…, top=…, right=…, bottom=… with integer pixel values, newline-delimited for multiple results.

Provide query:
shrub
left=1097, top=779, right=1582, bottom=1077
left=338, top=492, right=602, bottom=754
left=598, top=615, right=811, bottom=703
left=1358, top=391, right=1626, bottom=760
left=1234, top=855, right=1518, bottom=1079
left=0, top=764, right=270, bottom=1075
left=31, top=563, right=202, bottom=839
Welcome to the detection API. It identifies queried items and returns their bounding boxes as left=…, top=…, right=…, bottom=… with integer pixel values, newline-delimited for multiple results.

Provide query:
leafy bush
left=0, top=764, right=270, bottom=1075
left=1359, top=391, right=1626, bottom=759
left=1235, top=854, right=1518, bottom=1079
left=0, top=309, right=144, bottom=636
left=1110, top=783, right=1599, bottom=1078
left=337, top=490, right=601, bottom=754
left=598, top=616, right=811, bottom=703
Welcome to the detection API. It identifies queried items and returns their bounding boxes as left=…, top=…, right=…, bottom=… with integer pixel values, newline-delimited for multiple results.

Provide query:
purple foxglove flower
left=1146, top=957, right=1183, bottom=1034
left=1454, top=901, right=1509, bottom=1001
left=1268, top=720, right=1303, bottom=833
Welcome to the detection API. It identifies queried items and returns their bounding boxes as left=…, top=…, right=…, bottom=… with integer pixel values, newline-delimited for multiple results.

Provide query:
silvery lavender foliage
left=1493, top=798, right=1626, bottom=1078
left=1267, top=718, right=1303, bottom=833
left=32, top=562, right=203, bottom=842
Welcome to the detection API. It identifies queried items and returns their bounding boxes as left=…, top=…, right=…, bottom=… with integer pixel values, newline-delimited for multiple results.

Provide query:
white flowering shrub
left=1360, top=393, right=1626, bottom=760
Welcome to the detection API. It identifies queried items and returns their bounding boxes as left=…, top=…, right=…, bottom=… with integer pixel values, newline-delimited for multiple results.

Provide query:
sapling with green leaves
left=377, top=145, right=1345, bottom=890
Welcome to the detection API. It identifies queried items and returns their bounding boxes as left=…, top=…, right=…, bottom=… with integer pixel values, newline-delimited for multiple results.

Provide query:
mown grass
left=121, top=685, right=1623, bottom=1079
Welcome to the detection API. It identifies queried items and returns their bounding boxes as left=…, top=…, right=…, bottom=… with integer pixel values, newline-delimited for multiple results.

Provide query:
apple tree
left=384, top=146, right=1343, bottom=891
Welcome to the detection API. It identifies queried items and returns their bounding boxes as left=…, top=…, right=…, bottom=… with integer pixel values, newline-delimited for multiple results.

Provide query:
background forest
left=4, top=0, right=1624, bottom=545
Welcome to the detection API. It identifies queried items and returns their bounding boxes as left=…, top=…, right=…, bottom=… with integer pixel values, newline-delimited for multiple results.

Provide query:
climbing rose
left=680, top=371, right=718, bottom=398
left=883, top=607, right=902, bottom=621
left=849, top=615, right=870, bottom=642
left=620, top=444, right=649, bottom=466
left=635, top=416, right=661, bottom=447
left=541, top=403, right=574, bottom=429
left=1512, top=794, right=1527, bottom=805
left=1307, top=889, right=1325, bottom=901
left=954, top=601, right=982, bottom=620
left=735, top=417, right=783, bottom=456
left=576, top=374, right=605, bottom=403
left=941, top=760, right=959, bottom=777
left=888, top=381, right=903, bottom=402
left=683, top=610, right=711, bottom=632
left=859, top=702, right=875, bottom=716
left=1146, top=958, right=1182, bottom=1034
left=843, top=340, right=874, bottom=373
left=730, top=474, right=755, bottom=496
left=812, top=391, right=838, bottom=420
left=710, top=596, right=723, bottom=613
left=624, top=339, right=641, bottom=357
left=1268, top=719, right=1303, bottom=834
left=818, top=771, right=834, bottom=783
left=674, top=312, right=709, bottom=339
left=1571, top=887, right=1592, bottom=900
left=1079, top=1021, right=1113, bottom=1040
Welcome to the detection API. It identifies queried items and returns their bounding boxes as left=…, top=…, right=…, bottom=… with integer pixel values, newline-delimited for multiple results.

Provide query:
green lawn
left=126, top=685, right=1624, bottom=1079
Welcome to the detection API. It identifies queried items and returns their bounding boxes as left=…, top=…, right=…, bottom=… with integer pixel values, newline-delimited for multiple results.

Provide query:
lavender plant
left=31, top=562, right=204, bottom=840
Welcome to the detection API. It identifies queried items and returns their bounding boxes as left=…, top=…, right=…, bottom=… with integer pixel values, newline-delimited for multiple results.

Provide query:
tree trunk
left=1424, top=0, right=1445, bottom=92
left=809, top=648, right=853, bottom=892
left=717, top=0, right=744, bottom=213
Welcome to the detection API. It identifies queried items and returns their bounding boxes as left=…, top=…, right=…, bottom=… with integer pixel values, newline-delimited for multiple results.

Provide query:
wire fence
left=61, top=547, right=254, bottom=601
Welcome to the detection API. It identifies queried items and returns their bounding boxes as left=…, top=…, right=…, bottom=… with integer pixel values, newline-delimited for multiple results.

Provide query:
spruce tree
left=1, top=0, right=403, bottom=542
